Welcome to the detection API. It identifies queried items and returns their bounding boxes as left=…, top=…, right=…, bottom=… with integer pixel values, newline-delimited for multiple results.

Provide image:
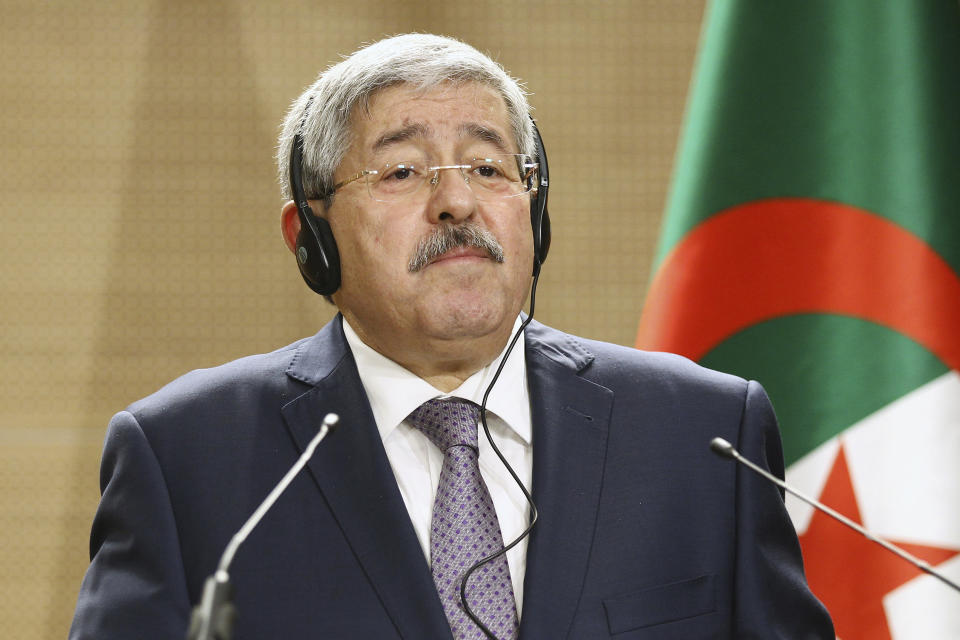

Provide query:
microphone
left=709, top=437, right=960, bottom=595
left=187, top=413, right=341, bottom=640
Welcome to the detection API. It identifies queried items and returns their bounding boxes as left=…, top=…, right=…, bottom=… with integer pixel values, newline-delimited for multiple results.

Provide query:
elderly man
left=71, top=34, right=833, bottom=639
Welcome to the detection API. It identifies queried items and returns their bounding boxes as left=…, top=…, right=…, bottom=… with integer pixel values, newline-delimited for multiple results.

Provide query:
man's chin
left=416, top=296, right=515, bottom=341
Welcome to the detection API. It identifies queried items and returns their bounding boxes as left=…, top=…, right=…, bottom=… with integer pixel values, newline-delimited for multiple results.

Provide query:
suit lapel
left=278, top=318, right=612, bottom=639
left=519, top=322, right=612, bottom=640
left=280, top=318, right=452, bottom=640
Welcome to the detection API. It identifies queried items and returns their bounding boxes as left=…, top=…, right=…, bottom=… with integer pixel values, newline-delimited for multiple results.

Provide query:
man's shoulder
left=123, top=338, right=302, bottom=419
left=124, top=318, right=348, bottom=424
left=525, top=319, right=748, bottom=394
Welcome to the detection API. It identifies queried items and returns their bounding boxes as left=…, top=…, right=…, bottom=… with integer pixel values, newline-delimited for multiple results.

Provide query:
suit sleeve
left=732, top=381, right=835, bottom=639
left=69, top=411, right=192, bottom=639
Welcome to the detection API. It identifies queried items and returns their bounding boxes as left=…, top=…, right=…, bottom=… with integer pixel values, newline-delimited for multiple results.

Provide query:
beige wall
left=0, top=0, right=704, bottom=636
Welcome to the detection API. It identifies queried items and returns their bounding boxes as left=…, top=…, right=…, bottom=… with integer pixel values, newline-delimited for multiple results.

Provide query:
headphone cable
left=459, top=264, right=542, bottom=639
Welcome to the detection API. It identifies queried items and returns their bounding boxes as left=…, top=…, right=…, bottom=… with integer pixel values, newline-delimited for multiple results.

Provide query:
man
left=71, top=34, right=833, bottom=639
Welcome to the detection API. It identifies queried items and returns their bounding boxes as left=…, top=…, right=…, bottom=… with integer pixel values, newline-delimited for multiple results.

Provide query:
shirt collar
left=342, top=316, right=531, bottom=445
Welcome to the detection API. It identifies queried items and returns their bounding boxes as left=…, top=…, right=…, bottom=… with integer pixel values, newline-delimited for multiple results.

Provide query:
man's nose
left=426, top=166, right=476, bottom=223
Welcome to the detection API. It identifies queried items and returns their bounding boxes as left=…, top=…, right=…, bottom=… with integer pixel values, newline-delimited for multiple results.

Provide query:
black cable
left=459, top=264, right=542, bottom=640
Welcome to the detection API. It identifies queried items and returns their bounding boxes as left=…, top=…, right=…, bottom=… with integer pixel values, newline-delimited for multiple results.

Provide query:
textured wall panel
left=0, top=1, right=704, bottom=636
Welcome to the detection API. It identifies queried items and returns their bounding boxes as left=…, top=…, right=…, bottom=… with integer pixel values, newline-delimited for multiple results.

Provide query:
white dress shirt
left=342, top=317, right=533, bottom=615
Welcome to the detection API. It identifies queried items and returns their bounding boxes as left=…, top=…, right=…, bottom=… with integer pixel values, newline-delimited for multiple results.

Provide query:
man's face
left=323, top=82, right=534, bottom=361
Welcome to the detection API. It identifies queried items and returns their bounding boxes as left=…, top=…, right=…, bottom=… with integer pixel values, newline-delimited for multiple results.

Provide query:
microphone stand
left=710, top=437, right=960, bottom=594
left=186, top=413, right=340, bottom=640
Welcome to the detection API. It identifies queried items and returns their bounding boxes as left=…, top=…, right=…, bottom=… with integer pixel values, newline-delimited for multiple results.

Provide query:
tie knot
left=407, top=398, right=481, bottom=452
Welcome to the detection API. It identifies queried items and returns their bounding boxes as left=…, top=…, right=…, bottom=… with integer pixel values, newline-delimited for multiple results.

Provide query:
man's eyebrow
left=459, top=123, right=510, bottom=152
left=371, top=123, right=430, bottom=153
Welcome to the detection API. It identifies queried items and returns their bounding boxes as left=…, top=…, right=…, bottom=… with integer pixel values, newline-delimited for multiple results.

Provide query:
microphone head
left=709, top=437, right=737, bottom=459
left=322, top=413, right=340, bottom=434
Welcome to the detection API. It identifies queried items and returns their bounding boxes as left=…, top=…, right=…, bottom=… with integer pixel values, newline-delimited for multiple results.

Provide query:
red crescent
left=636, top=198, right=960, bottom=372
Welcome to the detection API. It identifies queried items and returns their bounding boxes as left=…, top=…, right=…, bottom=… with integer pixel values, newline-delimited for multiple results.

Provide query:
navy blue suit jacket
left=71, top=317, right=833, bottom=638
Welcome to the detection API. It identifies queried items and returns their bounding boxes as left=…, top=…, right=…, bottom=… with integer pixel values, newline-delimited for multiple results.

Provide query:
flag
left=636, top=2, right=960, bottom=638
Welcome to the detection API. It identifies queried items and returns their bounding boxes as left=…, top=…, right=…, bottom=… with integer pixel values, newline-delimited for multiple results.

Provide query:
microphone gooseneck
left=186, top=413, right=340, bottom=640
left=709, top=436, right=960, bottom=595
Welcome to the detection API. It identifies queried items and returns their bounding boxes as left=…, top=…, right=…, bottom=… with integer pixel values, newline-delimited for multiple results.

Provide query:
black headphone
left=288, top=115, right=551, bottom=296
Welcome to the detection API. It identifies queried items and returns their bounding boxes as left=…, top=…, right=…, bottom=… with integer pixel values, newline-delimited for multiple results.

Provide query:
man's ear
left=280, top=200, right=301, bottom=254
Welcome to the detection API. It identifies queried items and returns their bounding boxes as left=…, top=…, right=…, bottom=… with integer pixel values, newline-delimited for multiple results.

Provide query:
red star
left=798, top=443, right=960, bottom=640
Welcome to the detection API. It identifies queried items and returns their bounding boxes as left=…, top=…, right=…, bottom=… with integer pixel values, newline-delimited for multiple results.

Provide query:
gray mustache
left=408, top=223, right=505, bottom=272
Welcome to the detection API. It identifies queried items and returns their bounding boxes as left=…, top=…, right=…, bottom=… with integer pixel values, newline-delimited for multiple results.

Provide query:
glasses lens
left=367, top=162, right=429, bottom=202
left=467, top=155, right=537, bottom=199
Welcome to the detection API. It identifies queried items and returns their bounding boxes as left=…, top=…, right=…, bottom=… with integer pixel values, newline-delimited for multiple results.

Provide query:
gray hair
left=276, top=33, right=534, bottom=202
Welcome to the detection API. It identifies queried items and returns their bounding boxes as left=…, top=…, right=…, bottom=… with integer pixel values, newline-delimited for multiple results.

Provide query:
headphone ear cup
left=529, top=118, right=550, bottom=272
left=289, top=128, right=341, bottom=296
left=536, top=203, right=551, bottom=265
left=530, top=190, right=550, bottom=270
left=295, top=208, right=341, bottom=296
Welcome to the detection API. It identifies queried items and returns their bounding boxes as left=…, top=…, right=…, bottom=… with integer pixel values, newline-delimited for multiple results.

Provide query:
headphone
left=288, top=115, right=551, bottom=296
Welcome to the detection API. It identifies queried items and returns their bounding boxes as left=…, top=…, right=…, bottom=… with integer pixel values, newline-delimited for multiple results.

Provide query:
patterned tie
left=407, top=398, right=519, bottom=640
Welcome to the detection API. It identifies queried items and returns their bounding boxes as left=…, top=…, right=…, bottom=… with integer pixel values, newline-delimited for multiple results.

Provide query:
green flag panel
left=656, top=0, right=960, bottom=274
left=700, top=314, right=948, bottom=465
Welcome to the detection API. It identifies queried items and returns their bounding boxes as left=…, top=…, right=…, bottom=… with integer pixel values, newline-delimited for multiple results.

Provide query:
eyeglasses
left=324, top=154, right=538, bottom=203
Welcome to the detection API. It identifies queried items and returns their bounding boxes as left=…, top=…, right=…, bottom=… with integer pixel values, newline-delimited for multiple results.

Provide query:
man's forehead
left=350, top=81, right=512, bottom=149
left=368, top=122, right=510, bottom=155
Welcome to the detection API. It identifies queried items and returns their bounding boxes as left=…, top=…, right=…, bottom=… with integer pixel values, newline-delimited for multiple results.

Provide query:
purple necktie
left=407, top=398, right=519, bottom=640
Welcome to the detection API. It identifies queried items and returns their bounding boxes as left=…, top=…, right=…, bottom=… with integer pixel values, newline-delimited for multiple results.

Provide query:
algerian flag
left=636, top=2, right=960, bottom=638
